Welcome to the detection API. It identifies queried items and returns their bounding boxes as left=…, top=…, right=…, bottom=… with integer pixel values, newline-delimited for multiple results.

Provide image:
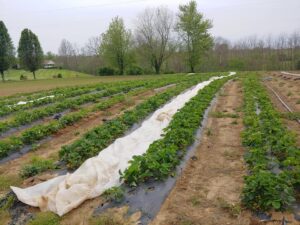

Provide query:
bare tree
left=82, top=36, right=101, bottom=56
left=135, top=6, right=174, bottom=74
left=58, top=39, right=79, bottom=69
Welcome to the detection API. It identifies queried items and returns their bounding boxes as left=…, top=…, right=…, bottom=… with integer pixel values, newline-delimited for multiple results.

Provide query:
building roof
left=44, top=60, right=55, bottom=65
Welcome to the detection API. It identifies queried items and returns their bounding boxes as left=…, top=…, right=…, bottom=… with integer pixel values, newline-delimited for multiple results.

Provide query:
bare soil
left=265, top=72, right=300, bottom=112
left=264, top=72, right=300, bottom=146
left=151, top=79, right=300, bottom=225
left=151, top=80, right=251, bottom=225
left=0, top=89, right=158, bottom=197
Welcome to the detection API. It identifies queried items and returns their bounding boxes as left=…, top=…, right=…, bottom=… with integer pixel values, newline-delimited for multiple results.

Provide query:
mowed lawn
left=0, top=69, right=179, bottom=96
left=3, top=69, right=92, bottom=80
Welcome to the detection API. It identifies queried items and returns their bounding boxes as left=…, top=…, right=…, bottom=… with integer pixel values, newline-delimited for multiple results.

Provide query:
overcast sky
left=1, top=0, right=300, bottom=53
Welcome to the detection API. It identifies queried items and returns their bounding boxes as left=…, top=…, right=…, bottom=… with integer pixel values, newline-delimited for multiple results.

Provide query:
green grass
left=0, top=72, right=187, bottom=97
left=27, top=212, right=60, bottom=225
left=0, top=174, right=22, bottom=193
left=3, top=69, right=92, bottom=81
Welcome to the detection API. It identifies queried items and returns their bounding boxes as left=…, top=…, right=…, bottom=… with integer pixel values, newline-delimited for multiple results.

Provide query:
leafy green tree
left=176, top=1, right=213, bottom=72
left=18, top=29, right=43, bottom=79
left=0, top=21, right=14, bottom=82
left=45, top=51, right=55, bottom=60
left=100, top=17, right=133, bottom=75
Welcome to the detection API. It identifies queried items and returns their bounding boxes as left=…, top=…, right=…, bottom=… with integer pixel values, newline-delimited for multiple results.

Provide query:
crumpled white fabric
left=11, top=72, right=235, bottom=216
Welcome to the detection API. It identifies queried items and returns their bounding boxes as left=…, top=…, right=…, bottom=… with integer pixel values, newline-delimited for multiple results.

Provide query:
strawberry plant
left=122, top=76, right=232, bottom=185
left=241, top=73, right=299, bottom=211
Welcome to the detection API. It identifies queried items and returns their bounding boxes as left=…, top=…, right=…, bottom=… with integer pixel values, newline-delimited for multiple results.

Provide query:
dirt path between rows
left=0, top=89, right=159, bottom=197
left=264, top=72, right=300, bottom=146
left=151, top=80, right=252, bottom=225
left=265, top=72, right=300, bottom=112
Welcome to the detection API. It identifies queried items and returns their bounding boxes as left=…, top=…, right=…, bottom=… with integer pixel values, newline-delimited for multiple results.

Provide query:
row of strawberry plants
left=0, top=77, right=198, bottom=159
left=0, top=79, right=171, bottom=134
left=0, top=74, right=205, bottom=135
left=241, top=73, right=299, bottom=211
left=0, top=84, right=106, bottom=117
left=0, top=75, right=183, bottom=117
left=121, top=76, right=232, bottom=186
left=0, top=82, right=107, bottom=108
left=58, top=75, right=214, bottom=169
left=0, top=74, right=185, bottom=108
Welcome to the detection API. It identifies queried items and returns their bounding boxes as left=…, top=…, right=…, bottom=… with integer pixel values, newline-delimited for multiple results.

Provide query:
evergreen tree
left=18, top=29, right=43, bottom=79
left=0, top=21, right=14, bottom=82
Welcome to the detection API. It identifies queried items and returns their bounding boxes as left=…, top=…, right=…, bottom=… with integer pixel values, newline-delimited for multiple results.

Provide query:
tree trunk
left=120, top=62, right=124, bottom=75
left=154, top=60, right=160, bottom=74
left=33, top=71, right=36, bottom=80
left=1, top=71, right=5, bottom=82
left=190, top=64, right=195, bottom=73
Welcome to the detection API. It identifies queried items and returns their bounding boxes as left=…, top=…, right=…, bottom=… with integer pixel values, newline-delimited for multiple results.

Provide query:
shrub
left=57, top=73, right=62, bottom=78
left=20, top=74, right=27, bottom=80
left=228, top=59, right=245, bottom=71
left=126, top=65, right=143, bottom=75
left=98, top=67, right=116, bottom=76
left=163, top=70, right=175, bottom=74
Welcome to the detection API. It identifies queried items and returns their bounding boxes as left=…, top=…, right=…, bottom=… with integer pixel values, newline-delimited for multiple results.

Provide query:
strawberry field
left=0, top=71, right=300, bottom=225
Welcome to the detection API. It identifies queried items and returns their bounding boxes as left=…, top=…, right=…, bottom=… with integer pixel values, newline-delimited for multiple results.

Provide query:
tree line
left=1, top=1, right=300, bottom=82
left=57, top=1, right=212, bottom=75
left=55, top=2, right=300, bottom=75
left=202, top=33, right=300, bottom=72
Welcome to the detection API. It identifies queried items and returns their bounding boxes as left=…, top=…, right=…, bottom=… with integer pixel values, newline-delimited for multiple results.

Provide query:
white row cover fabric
left=8, top=95, right=55, bottom=107
left=11, top=72, right=236, bottom=216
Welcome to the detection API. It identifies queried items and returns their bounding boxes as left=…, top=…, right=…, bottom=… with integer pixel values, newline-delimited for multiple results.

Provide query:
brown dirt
left=265, top=72, right=300, bottom=112
left=264, top=72, right=300, bottom=146
left=0, top=89, right=159, bottom=197
left=61, top=204, right=140, bottom=225
left=151, top=79, right=299, bottom=225
left=151, top=80, right=251, bottom=225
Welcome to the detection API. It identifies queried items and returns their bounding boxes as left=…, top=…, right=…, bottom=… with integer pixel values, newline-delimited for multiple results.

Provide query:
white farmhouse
left=43, top=60, right=56, bottom=69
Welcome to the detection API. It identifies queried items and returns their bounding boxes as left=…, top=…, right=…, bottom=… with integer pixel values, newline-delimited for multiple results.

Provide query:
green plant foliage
left=100, top=17, right=133, bottom=75
left=176, top=0, right=213, bottom=73
left=126, top=65, right=143, bottom=75
left=0, top=20, right=14, bottom=82
left=228, top=59, right=245, bottom=71
left=0, top=75, right=199, bottom=159
left=18, top=29, right=44, bottom=79
left=242, top=171, right=294, bottom=211
left=20, top=156, right=56, bottom=178
left=59, top=74, right=215, bottom=168
left=27, top=212, right=60, bottom=225
left=241, top=73, right=300, bottom=211
left=103, top=186, right=124, bottom=203
left=98, top=67, right=116, bottom=76
left=122, top=76, right=231, bottom=186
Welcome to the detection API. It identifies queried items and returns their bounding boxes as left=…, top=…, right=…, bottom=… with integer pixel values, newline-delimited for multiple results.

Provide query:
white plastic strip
left=11, top=72, right=236, bottom=216
left=7, top=95, right=55, bottom=108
